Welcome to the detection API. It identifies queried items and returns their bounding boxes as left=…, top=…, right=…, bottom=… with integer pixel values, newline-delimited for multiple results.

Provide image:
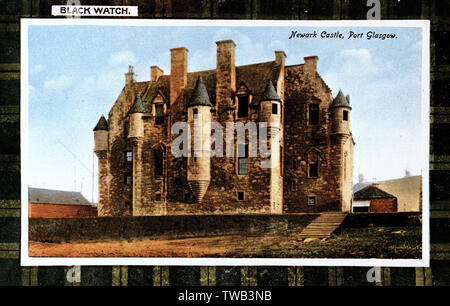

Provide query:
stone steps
left=299, top=212, right=347, bottom=239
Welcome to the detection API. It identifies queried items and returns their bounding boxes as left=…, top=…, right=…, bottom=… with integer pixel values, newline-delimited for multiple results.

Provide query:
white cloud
left=30, top=64, right=44, bottom=76
left=43, top=75, right=71, bottom=91
left=109, top=50, right=137, bottom=66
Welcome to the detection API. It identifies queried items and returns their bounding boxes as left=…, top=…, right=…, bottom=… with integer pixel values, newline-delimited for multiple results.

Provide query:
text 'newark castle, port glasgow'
left=93, top=40, right=355, bottom=216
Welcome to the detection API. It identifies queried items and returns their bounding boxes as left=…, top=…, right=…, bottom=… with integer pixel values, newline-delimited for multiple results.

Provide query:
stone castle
left=93, top=40, right=354, bottom=216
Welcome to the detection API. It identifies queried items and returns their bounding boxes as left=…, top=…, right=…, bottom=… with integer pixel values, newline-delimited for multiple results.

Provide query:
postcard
left=20, top=19, right=429, bottom=266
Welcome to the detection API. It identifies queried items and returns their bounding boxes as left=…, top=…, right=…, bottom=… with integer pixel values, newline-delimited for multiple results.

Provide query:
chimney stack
left=275, top=51, right=286, bottom=67
left=215, top=40, right=236, bottom=122
left=303, top=56, right=318, bottom=76
left=151, top=66, right=164, bottom=82
left=170, top=47, right=188, bottom=105
left=125, top=65, right=135, bottom=85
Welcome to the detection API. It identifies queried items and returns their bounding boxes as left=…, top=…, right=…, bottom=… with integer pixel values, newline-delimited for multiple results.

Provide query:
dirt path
left=29, top=234, right=290, bottom=257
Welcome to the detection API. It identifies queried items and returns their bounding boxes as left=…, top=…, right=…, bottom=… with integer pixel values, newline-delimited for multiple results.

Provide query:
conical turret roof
left=331, top=90, right=352, bottom=109
left=93, top=115, right=108, bottom=131
left=260, top=80, right=282, bottom=102
left=129, top=93, right=145, bottom=113
left=187, top=77, right=212, bottom=107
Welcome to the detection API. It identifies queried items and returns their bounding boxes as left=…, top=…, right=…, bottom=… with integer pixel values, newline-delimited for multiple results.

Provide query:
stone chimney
left=275, top=51, right=286, bottom=67
left=170, top=47, right=188, bottom=105
left=303, top=56, right=318, bottom=76
left=151, top=66, right=164, bottom=82
left=125, top=65, right=134, bottom=85
left=216, top=40, right=236, bottom=122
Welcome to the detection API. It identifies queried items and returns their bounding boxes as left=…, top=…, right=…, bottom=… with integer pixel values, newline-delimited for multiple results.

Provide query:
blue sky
left=27, top=24, right=424, bottom=202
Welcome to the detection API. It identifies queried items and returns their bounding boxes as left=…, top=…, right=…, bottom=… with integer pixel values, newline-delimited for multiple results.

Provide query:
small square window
left=125, top=151, right=132, bottom=162
left=155, top=193, right=161, bottom=201
left=237, top=191, right=245, bottom=201
left=272, top=103, right=278, bottom=115
left=343, top=110, right=349, bottom=121
left=193, top=108, right=198, bottom=118
left=308, top=196, right=316, bottom=206
left=124, top=173, right=132, bottom=186
left=309, top=163, right=318, bottom=177
left=125, top=201, right=130, bottom=208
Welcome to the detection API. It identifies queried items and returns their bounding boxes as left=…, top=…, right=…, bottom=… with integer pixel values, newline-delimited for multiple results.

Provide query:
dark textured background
left=0, top=0, right=449, bottom=286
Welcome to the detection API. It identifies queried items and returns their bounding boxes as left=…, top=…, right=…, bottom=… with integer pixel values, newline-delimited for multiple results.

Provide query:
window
left=290, top=180, right=297, bottom=192
left=125, top=201, right=130, bottom=208
left=272, top=103, right=278, bottom=115
left=124, top=173, right=132, bottom=186
left=237, top=95, right=249, bottom=118
left=309, top=162, right=318, bottom=177
left=343, top=110, right=349, bottom=121
left=154, top=148, right=163, bottom=176
left=155, top=193, right=161, bottom=201
left=125, top=151, right=132, bottom=162
left=308, top=196, right=316, bottom=206
left=353, top=206, right=369, bottom=213
left=238, top=143, right=248, bottom=175
left=308, top=104, right=319, bottom=125
left=290, top=159, right=297, bottom=170
left=124, top=121, right=129, bottom=139
left=155, top=104, right=164, bottom=125
left=237, top=191, right=245, bottom=201
left=193, top=108, right=198, bottom=118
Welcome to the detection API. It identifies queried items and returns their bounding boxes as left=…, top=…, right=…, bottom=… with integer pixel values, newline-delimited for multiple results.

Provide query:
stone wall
left=29, top=214, right=317, bottom=243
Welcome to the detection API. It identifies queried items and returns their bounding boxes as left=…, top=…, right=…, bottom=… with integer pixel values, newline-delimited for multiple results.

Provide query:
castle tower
left=128, top=93, right=145, bottom=215
left=260, top=81, right=283, bottom=213
left=187, top=77, right=212, bottom=203
left=330, top=90, right=353, bottom=212
left=93, top=115, right=109, bottom=216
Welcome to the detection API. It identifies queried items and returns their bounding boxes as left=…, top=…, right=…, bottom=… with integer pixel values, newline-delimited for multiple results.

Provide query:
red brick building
left=28, top=187, right=97, bottom=218
left=352, top=185, right=397, bottom=213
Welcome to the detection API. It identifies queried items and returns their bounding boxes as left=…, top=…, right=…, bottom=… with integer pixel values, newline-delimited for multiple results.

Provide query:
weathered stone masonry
left=93, top=40, right=355, bottom=216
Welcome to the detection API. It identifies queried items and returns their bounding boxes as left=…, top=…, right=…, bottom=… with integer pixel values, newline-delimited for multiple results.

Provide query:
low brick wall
left=343, top=212, right=422, bottom=228
left=29, top=214, right=318, bottom=243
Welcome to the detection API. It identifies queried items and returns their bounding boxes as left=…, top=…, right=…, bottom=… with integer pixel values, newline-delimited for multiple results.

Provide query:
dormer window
left=155, top=104, right=164, bottom=125
left=237, top=95, right=249, bottom=118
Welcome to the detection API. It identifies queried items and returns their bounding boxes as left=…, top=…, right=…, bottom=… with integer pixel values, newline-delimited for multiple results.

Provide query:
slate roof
left=129, top=93, right=145, bottom=113
left=187, top=77, right=212, bottom=107
left=29, top=187, right=94, bottom=206
left=260, top=80, right=282, bottom=102
left=353, top=185, right=396, bottom=200
left=93, top=115, right=108, bottom=131
left=141, top=60, right=283, bottom=109
left=331, top=90, right=352, bottom=109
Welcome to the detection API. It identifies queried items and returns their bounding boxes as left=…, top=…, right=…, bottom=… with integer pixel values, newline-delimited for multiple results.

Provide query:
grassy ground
left=236, top=226, right=422, bottom=259
left=29, top=225, right=422, bottom=259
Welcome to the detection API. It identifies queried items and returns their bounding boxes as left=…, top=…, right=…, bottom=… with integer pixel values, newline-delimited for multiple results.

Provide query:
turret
left=331, top=90, right=352, bottom=135
left=93, top=115, right=109, bottom=152
left=128, top=93, right=145, bottom=139
left=260, top=80, right=282, bottom=131
left=187, top=77, right=212, bottom=203
left=260, top=80, right=283, bottom=213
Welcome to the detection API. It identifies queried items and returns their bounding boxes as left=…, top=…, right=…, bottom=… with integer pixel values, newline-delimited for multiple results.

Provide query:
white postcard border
left=20, top=18, right=430, bottom=267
